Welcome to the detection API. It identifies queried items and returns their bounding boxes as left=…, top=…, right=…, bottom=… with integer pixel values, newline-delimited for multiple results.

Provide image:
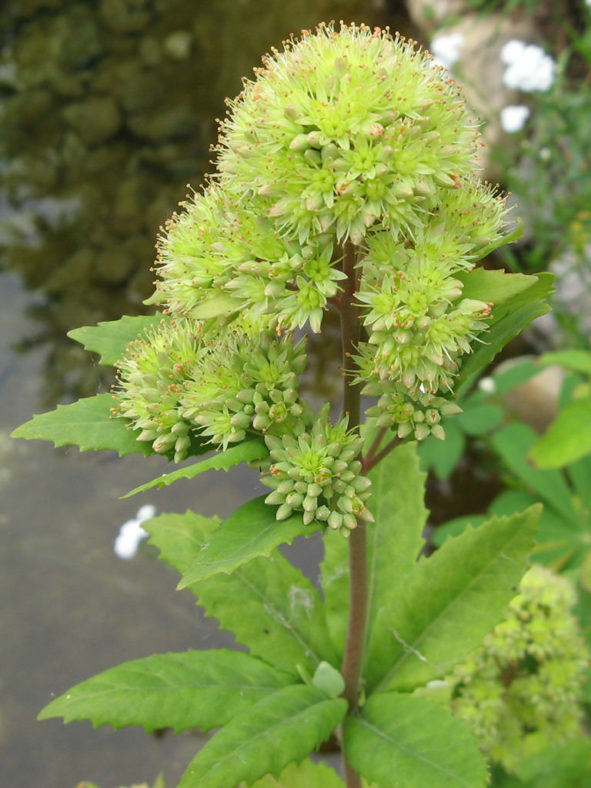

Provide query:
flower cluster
left=113, top=317, right=308, bottom=456
left=216, top=23, right=479, bottom=245
left=448, top=565, right=588, bottom=772
left=113, top=22, right=513, bottom=529
left=261, top=407, right=372, bottom=534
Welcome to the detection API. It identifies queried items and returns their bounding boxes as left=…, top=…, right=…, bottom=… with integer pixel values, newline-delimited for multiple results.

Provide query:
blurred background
left=1, top=1, right=590, bottom=786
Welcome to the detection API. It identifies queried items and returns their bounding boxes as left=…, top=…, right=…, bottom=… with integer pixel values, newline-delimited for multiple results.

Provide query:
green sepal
left=177, top=496, right=321, bottom=588
left=456, top=272, right=554, bottom=396
left=367, top=505, right=540, bottom=693
left=311, top=661, right=345, bottom=698
left=191, top=294, right=240, bottom=319
left=68, top=314, right=169, bottom=366
left=38, top=649, right=291, bottom=733
left=248, top=759, right=344, bottom=787
left=11, top=394, right=153, bottom=457
left=146, top=512, right=338, bottom=676
left=343, top=692, right=488, bottom=788
left=178, top=685, right=347, bottom=788
left=121, top=438, right=268, bottom=498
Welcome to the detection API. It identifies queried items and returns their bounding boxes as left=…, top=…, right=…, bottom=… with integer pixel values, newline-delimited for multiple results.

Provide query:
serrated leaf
left=457, top=267, right=537, bottom=305
left=68, top=314, right=168, bottom=366
left=248, top=759, right=344, bottom=788
left=456, top=273, right=553, bottom=396
left=177, top=496, right=320, bottom=587
left=122, top=439, right=268, bottom=498
left=146, top=512, right=338, bottom=676
left=11, top=394, right=153, bottom=457
left=529, top=396, right=591, bottom=469
left=178, top=684, right=347, bottom=788
left=343, top=692, right=488, bottom=788
left=38, top=650, right=290, bottom=733
left=367, top=505, right=539, bottom=692
left=492, top=423, right=579, bottom=520
left=321, top=444, right=428, bottom=656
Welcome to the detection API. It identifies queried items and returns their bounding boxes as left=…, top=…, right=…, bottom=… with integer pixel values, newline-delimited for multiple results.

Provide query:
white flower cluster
left=501, top=40, right=555, bottom=92
left=500, top=104, right=530, bottom=133
left=430, top=33, right=464, bottom=70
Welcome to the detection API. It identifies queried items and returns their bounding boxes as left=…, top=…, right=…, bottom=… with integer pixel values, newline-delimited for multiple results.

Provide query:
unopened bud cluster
left=261, top=407, right=372, bottom=534
left=114, top=319, right=308, bottom=458
left=365, top=384, right=462, bottom=441
left=448, top=565, right=588, bottom=773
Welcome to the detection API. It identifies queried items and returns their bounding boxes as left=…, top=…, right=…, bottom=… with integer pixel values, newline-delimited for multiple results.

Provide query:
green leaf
left=248, top=760, right=344, bottom=788
left=321, top=444, right=428, bottom=657
left=365, top=443, right=428, bottom=658
left=177, top=496, right=320, bottom=588
left=539, top=349, right=591, bottom=377
left=457, top=267, right=537, bottom=305
left=68, top=314, right=167, bottom=366
left=11, top=394, right=153, bottom=457
left=430, top=514, right=486, bottom=548
left=178, top=684, right=347, bottom=788
left=122, top=439, right=268, bottom=498
left=456, top=273, right=553, bottom=396
left=367, top=505, right=540, bottom=692
left=343, top=692, right=488, bottom=788
left=455, top=403, right=504, bottom=436
left=38, top=650, right=290, bottom=733
left=529, top=396, right=591, bottom=468
left=146, top=512, right=338, bottom=676
left=569, top=454, right=591, bottom=516
left=418, top=422, right=465, bottom=480
left=492, top=423, right=579, bottom=520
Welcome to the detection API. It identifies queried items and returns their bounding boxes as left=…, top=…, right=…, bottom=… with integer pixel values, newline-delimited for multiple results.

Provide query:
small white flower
left=500, top=39, right=527, bottom=65
left=539, top=147, right=551, bottom=161
left=114, top=504, right=156, bottom=559
left=500, top=104, right=530, bottom=133
left=430, top=33, right=465, bottom=70
left=478, top=376, right=496, bottom=394
left=502, top=44, right=555, bottom=92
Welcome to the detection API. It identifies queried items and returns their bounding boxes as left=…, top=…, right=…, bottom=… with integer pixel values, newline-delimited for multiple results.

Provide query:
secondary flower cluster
left=448, top=565, right=588, bottom=773
left=113, top=318, right=309, bottom=458
left=261, top=407, right=372, bottom=534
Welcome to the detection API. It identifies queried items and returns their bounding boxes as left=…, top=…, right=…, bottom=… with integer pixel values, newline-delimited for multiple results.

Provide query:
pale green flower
left=216, top=22, right=480, bottom=244
left=448, top=565, right=588, bottom=773
left=113, top=318, right=203, bottom=462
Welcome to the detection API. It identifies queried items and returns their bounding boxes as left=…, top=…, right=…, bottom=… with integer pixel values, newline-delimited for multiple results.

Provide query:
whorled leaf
left=178, top=685, right=347, bottom=788
left=367, top=505, right=540, bottom=693
left=11, top=394, right=153, bottom=457
left=529, top=396, right=591, bottom=469
left=122, top=439, right=268, bottom=498
left=321, top=443, right=428, bottom=657
left=146, top=512, right=338, bottom=677
left=68, top=314, right=169, bottom=366
left=456, top=272, right=553, bottom=396
left=177, top=496, right=320, bottom=588
left=38, top=650, right=291, bottom=733
left=344, top=692, right=488, bottom=788
left=247, top=759, right=344, bottom=787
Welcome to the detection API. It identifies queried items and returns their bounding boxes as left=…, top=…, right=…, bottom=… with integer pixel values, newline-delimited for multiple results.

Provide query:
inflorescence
left=112, top=23, right=512, bottom=531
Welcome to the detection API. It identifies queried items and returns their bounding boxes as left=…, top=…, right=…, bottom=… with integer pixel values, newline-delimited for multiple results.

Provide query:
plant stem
left=363, top=435, right=400, bottom=474
left=339, top=241, right=367, bottom=788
